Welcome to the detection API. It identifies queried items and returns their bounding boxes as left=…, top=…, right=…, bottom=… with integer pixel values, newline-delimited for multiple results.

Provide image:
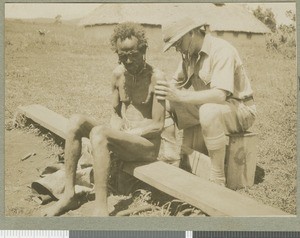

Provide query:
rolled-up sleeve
left=210, top=47, right=235, bottom=95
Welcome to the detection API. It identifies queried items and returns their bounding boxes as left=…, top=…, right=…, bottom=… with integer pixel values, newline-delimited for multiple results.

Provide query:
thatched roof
left=79, top=3, right=270, bottom=34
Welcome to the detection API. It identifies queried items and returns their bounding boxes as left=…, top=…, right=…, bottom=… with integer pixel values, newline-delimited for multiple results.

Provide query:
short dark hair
left=110, top=22, right=148, bottom=53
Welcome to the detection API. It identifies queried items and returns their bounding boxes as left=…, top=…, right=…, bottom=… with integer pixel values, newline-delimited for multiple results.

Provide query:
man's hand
left=110, top=113, right=124, bottom=131
left=154, top=80, right=183, bottom=102
left=124, top=127, right=143, bottom=136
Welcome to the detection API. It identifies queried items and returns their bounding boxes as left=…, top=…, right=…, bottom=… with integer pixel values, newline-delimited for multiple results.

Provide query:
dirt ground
left=5, top=129, right=122, bottom=217
left=5, top=128, right=196, bottom=217
left=5, top=129, right=54, bottom=216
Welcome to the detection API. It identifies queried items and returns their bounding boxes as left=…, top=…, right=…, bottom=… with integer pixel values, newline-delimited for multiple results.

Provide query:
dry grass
left=5, top=19, right=297, bottom=215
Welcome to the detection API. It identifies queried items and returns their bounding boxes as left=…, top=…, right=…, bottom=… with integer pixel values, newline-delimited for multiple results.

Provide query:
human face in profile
left=175, top=32, right=193, bottom=54
left=175, top=30, right=204, bottom=60
left=116, top=36, right=144, bottom=74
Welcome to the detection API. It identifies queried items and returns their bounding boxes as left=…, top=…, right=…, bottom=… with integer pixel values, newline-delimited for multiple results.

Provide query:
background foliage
left=253, top=7, right=296, bottom=59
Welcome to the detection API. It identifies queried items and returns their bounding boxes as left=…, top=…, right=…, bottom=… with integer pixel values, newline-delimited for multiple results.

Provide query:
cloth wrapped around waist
left=31, top=138, right=94, bottom=205
left=121, top=104, right=153, bottom=130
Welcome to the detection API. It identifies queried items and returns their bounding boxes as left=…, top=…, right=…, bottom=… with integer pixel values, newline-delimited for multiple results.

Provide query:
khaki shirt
left=173, top=34, right=253, bottom=100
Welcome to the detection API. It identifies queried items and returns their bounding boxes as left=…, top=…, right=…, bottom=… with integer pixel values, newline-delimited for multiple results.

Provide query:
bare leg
left=90, top=125, right=158, bottom=216
left=43, top=114, right=97, bottom=216
left=89, top=126, right=111, bottom=216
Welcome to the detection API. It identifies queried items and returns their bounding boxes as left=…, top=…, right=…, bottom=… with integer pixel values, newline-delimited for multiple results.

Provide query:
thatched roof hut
left=79, top=3, right=270, bottom=49
left=79, top=3, right=270, bottom=34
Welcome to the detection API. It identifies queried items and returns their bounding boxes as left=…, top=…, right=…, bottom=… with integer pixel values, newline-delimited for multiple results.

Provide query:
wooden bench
left=16, top=104, right=291, bottom=217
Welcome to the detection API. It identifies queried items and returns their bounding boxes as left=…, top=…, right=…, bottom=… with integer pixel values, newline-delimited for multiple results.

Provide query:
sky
left=4, top=2, right=296, bottom=25
left=4, top=3, right=101, bottom=20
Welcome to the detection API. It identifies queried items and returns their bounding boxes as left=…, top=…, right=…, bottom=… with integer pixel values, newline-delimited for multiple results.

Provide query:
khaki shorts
left=170, top=98, right=257, bottom=152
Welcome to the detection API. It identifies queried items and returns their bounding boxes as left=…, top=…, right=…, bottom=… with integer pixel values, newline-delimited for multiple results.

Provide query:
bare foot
left=209, top=178, right=226, bottom=187
left=43, top=195, right=80, bottom=216
left=92, top=207, right=109, bottom=217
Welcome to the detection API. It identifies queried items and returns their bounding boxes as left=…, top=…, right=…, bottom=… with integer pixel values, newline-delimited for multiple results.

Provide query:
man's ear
left=139, top=45, right=147, bottom=54
left=203, top=25, right=210, bottom=34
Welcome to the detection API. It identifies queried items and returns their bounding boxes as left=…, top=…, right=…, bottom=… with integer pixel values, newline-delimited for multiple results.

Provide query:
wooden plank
left=18, top=104, right=68, bottom=139
left=123, top=161, right=291, bottom=217
left=18, top=104, right=292, bottom=217
left=187, top=151, right=211, bottom=180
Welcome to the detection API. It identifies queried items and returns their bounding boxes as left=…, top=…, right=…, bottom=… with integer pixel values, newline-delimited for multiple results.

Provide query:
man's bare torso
left=114, top=63, right=155, bottom=130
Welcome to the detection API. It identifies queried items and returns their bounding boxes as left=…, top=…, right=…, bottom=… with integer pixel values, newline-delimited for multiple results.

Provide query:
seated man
left=44, top=22, right=166, bottom=216
left=155, top=17, right=257, bottom=186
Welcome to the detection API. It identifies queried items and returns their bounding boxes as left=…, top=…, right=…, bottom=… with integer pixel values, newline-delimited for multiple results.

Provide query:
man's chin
left=125, top=66, right=137, bottom=74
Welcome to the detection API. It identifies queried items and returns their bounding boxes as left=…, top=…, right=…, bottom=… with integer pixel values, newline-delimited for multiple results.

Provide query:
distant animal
left=38, top=29, right=50, bottom=36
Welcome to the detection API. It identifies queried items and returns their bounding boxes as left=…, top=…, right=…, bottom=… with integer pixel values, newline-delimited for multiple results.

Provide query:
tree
left=54, top=14, right=62, bottom=24
left=286, top=10, right=295, bottom=22
left=253, top=6, right=276, bottom=32
left=264, top=9, right=296, bottom=59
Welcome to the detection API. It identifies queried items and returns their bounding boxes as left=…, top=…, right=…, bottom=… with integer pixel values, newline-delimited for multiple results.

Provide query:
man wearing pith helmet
left=155, top=17, right=257, bottom=186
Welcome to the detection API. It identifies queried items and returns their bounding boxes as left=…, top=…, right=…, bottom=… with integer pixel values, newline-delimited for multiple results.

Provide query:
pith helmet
left=162, top=17, right=208, bottom=52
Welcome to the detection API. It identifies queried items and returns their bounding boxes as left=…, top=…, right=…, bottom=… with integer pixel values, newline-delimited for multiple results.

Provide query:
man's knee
left=199, top=104, right=223, bottom=129
left=89, top=125, right=110, bottom=146
left=67, top=114, right=87, bottom=137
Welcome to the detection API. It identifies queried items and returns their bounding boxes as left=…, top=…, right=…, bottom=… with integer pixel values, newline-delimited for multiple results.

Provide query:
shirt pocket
left=198, top=56, right=212, bottom=86
left=198, top=69, right=212, bottom=85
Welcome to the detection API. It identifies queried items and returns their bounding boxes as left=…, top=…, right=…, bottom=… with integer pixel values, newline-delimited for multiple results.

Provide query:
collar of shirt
left=190, top=33, right=212, bottom=65
left=199, top=33, right=213, bottom=56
